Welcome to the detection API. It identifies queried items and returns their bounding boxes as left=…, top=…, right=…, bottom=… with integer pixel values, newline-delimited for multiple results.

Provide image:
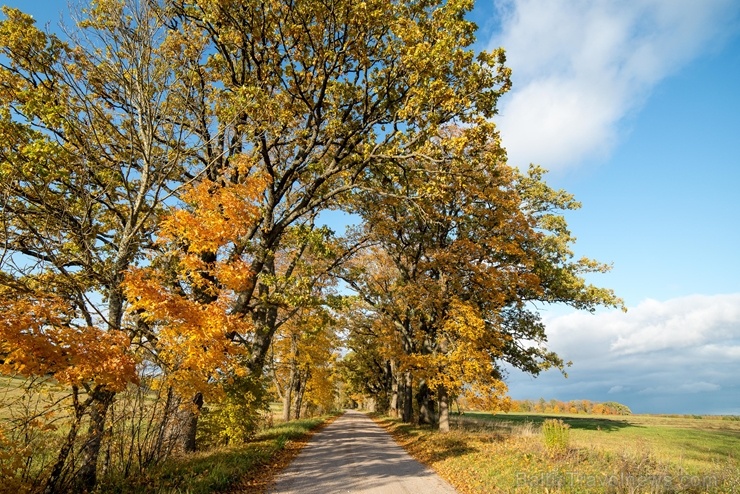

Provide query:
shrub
left=541, top=418, right=570, bottom=454
left=197, top=375, right=270, bottom=447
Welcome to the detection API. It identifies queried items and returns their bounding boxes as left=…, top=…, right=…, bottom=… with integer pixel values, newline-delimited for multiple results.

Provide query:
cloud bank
left=506, top=294, right=740, bottom=414
left=487, top=0, right=740, bottom=170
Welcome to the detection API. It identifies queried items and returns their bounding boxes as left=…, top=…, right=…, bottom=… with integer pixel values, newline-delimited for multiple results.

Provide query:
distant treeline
left=510, top=398, right=632, bottom=415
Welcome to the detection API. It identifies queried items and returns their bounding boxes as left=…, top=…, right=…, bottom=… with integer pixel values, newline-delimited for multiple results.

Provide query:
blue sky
left=473, top=0, right=740, bottom=415
left=5, top=0, right=740, bottom=414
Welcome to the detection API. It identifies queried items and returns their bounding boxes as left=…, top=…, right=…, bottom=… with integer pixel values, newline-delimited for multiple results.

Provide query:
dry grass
left=374, top=412, right=740, bottom=494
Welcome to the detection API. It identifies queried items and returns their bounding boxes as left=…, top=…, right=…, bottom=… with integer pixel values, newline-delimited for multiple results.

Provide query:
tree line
left=0, top=0, right=621, bottom=491
left=509, top=399, right=632, bottom=415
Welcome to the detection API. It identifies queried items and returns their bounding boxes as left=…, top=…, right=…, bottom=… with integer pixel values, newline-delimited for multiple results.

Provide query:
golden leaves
left=161, top=170, right=268, bottom=255
left=121, top=171, right=270, bottom=397
left=0, top=290, right=136, bottom=391
left=123, top=267, right=251, bottom=398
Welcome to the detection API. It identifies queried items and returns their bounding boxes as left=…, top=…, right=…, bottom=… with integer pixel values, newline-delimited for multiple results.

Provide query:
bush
left=197, top=375, right=270, bottom=447
left=541, top=418, right=570, bottom=455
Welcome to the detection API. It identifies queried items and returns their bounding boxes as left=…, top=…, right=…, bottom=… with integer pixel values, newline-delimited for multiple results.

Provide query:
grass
left=374, top=412, right=740, bottom=494
left=542, top=419, right=570, bottom=455
left=458, top=412, right=740, bottom=473
left=1, top=376, right=340, bottom=493
left=101, top=413, right=340, bottom=494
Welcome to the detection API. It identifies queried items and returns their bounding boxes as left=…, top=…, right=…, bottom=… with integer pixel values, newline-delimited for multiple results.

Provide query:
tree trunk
left=76, top=387, right=115, bottom=492
left=401, top=371, right=413, bottom=423
left=292, top=371, right=306, bottom=419
left=283, top=333, right=301, bottom=421
left=246, top=256, right=280, bottom=377
left=438, top=385, right=450, bottom=432
left=282, top=379, right=293, bottom=422
left=416, top=381, right=435, bottom=425
left=389, top=360, right=399, bottom=418
left=183, top=392, right=204, bottom=452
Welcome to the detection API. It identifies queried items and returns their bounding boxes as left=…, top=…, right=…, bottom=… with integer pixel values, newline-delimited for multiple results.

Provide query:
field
left=376, top=412, right=740, bottom=494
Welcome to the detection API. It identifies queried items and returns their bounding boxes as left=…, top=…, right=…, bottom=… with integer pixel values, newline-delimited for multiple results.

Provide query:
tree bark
left=76, top=387, right=115, bottom=492
left=401, top=371, right=413, bottom=423
left=389, top=360, right=399, bottom=418
left=183, top=392, right=204, bottom=452
left=438, top=385, right=450, bottom=432
left=416, top=381, right=435, bottom=425
left=282, top=378, right=293, bottom=422
left=292, top=371, right=306, bottom=419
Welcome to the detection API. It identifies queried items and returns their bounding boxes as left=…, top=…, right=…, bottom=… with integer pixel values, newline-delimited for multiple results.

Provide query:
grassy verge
left=457, top=412, right=740, bottom=473
left=373, top=413, right=740, bottom=494
left=102, top=413, right=341, bottom=494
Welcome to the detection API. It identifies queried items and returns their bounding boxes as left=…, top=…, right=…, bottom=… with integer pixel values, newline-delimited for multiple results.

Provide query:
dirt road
left=269, top=410, right=458, bottom=493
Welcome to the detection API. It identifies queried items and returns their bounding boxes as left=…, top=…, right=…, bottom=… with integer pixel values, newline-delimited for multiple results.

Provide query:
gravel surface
left=269, top=410, right=458, bottom=493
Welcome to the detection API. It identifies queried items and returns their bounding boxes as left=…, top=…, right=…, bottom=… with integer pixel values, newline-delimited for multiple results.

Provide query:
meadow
left=375, top=411, right=740, bottom=494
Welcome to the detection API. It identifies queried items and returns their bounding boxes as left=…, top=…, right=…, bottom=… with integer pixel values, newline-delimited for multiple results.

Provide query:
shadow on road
left=270, top=410, right=457, bottom=493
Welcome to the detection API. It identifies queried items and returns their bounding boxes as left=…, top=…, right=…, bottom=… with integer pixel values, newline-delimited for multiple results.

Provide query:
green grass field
left=377, top=411, right=740, bottom=494
left=458, top=412, right=740, bottom=473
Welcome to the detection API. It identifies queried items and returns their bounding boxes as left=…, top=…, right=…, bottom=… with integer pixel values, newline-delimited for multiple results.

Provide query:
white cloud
left=543, top=294, right=740, bottom=359
left=506, top=293, right=740, bottom=413
left=608, top=295, right=740, bottom=355
left=487, top=0, right=740, bottom=170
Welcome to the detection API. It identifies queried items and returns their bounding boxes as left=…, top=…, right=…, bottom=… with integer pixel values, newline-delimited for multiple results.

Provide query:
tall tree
left=344, top=123, right=623, bottom=431
left=149, top=0, right=511, bottom=379
left=0, top=1, right=197, bottom=489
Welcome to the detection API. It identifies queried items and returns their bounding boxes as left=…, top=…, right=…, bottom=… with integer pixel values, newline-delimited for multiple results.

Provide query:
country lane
left=269, top=410, right=458, bottom=493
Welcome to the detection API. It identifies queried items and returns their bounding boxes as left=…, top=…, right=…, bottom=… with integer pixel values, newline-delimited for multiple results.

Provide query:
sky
left=471, top=0, right=740, bottom=415
left=4, top=0, right=740, bottom=415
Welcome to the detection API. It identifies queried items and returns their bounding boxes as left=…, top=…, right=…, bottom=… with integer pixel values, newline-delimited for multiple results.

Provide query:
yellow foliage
left=160, top=171, right=268, bottom=255
left=123, top=268, right=251, bottom=398
left=0, top=289, right=136, bottom=391
left=121, top=171, right=270, bottom=398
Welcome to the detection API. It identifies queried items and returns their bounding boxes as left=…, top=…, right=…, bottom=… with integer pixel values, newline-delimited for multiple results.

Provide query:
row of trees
left=0, top=0, right=621, bottom=491
left=510, top=399, right=632, bottom=415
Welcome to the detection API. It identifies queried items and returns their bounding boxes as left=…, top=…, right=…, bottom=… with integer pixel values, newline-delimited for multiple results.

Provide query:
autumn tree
left=338, top=296, right=400, bottom=413
left=122, top=169, right=268, bottom=449
left=123, top=173, right=344, bottom=443
left=270, top=305, right=340, bottom=421
left=142, top=0, right=511, bottom=384
left=0, top=1, right=202, bottom=489
left=343, top=124, right=623, bottom=431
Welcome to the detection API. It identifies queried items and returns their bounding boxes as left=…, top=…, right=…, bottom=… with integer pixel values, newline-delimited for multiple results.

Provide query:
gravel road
left=269, top=410, right=458, bottom=493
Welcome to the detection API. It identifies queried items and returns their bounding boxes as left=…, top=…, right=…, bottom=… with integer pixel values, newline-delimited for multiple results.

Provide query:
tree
left=271, top=307, right=339, bottom=420
left=147, top=0, right=511, bottom=380
left=0, top=2, right=197, bottom=489
left=337, top=294, right=399, bottom=414
left=343, top=124, right=623, bottom=431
